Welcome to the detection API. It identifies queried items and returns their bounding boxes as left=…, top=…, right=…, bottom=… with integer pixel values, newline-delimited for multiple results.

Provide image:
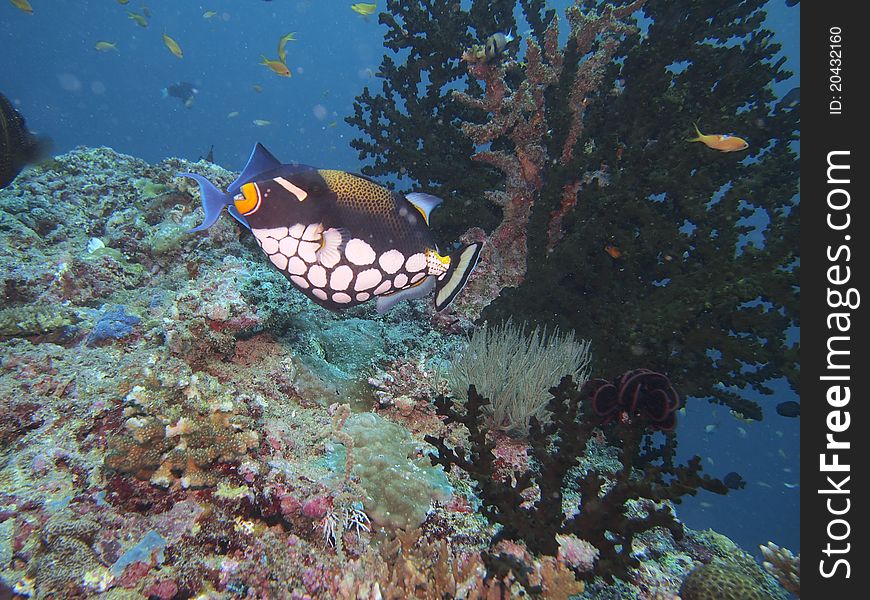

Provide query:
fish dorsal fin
left=405, top=192, right=443, bottom=225
left=228, top=143, right=281, bottom=195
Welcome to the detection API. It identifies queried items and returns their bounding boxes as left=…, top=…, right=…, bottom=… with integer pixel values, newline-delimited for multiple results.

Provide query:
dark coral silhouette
left=426, top=376, right=729, bottom=581
left=588, top=368, right=681, bottom=431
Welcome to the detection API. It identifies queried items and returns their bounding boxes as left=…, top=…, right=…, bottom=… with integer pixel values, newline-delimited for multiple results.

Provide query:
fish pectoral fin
left=316, top=227, right=350, bottom=265
left=227, top=205, right=252, bottom=231
left=434, top=242, right=483, bottom=311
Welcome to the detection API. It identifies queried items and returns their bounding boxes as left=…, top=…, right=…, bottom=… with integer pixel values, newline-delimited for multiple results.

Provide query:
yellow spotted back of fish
left=317, top=169, right=429, bottom=244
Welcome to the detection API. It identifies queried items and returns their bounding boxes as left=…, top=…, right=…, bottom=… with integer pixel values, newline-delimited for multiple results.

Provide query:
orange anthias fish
left=127, top=10, right=148, bottom=27
left=277, top=32, right=297, bottom=65
left=687, top=123, right=748, bottom=152
left=261, top=57, right=291, bottom=78
left=604, top=245, right=622, bottom=259
left=10, top=0, right=33, bottom=14
left=163, top=32, right=183, bottom=58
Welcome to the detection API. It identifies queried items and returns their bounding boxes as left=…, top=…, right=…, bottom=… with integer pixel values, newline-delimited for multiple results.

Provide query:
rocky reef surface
left=0, top=148, right=790, bottom=599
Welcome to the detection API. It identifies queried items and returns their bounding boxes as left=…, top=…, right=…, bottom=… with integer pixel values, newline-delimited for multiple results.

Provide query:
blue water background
left=1, top=0, right=800, bottom=558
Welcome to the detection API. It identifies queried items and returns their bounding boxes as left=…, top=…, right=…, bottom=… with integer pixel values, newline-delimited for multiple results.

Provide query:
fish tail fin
left=434, top=242, right=483, bottom=311
left=177, top=172, right=232, bottom=232
left=686, top=122, right=703, bottom=142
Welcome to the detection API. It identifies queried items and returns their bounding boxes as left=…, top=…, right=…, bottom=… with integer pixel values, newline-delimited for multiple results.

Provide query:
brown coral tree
left=447, top=1, right=645, bottom=325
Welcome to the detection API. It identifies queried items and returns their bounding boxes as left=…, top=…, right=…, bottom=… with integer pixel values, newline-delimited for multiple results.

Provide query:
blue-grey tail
left=177, top=172, right=233, bottom=232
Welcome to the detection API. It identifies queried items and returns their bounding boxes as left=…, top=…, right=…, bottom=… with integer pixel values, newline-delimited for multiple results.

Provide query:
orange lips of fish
left=687, top=123, right=748, bottom=152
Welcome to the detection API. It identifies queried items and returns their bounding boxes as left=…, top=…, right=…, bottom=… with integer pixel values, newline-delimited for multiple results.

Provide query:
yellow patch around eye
left=236, top=182, right=260, bottom=215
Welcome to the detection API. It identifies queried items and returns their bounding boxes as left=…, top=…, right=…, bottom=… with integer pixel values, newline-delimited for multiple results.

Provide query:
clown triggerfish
left=180, top=144, right=483, bottom=313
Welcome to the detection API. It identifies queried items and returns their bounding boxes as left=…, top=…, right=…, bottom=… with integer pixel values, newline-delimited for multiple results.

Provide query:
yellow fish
left=261, top=56, right=290, bottom=77
left=163, top=32, right=183, bottom=58
left=116, top=0, right=129, bottom=4
left=203, top=10, right=217, bottom=19
left=687, top=123, right=748, bottom=152
left=95, top=41, right=119, bottom=53
left=350, top=3, right=376, bottom=17
left=252, top=119, right=271, bottom=127
left=277, top=32, right=297, bottom=65
left=127, top=11, right=148, bottom=27
left=10, top=0, right=33, bottom=14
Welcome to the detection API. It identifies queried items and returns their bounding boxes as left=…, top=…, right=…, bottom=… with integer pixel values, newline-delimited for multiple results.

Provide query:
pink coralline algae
left=556, top=534, right=600, bottom=574
left=143, top=578, right=180, bottom=599
left=301, top=494, right=334, bottom=521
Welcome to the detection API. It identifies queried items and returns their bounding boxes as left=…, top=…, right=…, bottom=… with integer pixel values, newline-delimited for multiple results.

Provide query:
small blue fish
left=179, top=144, right=483, bottom=313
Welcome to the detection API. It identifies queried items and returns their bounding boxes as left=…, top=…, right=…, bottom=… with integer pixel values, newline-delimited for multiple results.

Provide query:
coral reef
left=426, top=376, right=729, bottom=581
left=347, top=0, right=513, bottom=241
left=327, top=412, right=453, bottom=530
left=350, top=0, right=800, bottom=420
left=0, top=137, right=792, bottom=597
left=680, top=561, right=776, bottom=600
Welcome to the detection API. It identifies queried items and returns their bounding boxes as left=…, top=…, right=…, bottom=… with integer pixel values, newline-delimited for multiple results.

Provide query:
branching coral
left=351, top=0, right=800, bottom=419
left=347, top=1, right=509, bottom=198
left=448, top=2, right=643, bottom=324
left=760, top=541, right=799, bottom=597
left=426, top=376, right=729, bottom=581
left=481, top=0, right=800, bottom=420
